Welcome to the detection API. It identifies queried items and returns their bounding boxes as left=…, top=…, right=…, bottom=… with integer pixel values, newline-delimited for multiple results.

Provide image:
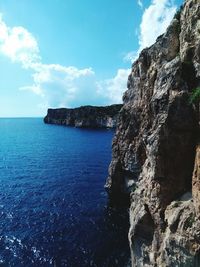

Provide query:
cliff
left=44, top=104, right=122, bottom=128
left=106, top=0, right=200, bottom=266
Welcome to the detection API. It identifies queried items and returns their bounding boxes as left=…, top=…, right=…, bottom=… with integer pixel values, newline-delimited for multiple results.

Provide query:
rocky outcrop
left=106, top=0, right=200, bottom=266
left=44, top=104, right=122, bottom=128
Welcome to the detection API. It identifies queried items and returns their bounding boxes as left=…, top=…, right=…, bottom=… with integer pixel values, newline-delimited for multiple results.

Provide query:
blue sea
left=0, top=118, right=130, bottom=267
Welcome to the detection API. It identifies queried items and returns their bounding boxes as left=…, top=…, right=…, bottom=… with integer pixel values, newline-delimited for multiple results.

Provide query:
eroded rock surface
left=193, top=145, right=200, bottom=218
left=106, top=0, right=200, bottom=266
left=44, top=104, right=122, bottom=128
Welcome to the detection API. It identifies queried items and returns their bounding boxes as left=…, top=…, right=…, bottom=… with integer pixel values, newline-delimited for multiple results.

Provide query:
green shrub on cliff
left=189, top=87, right=200, bottom=104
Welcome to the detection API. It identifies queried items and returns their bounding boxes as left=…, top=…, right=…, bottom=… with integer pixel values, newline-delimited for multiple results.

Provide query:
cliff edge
left=106, top=0, right=200, bottom=266
left=44, top=104, right=122, bottom=128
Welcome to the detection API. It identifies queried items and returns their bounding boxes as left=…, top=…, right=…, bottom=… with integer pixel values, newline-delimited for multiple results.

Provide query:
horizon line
left=0, top=116, right=44, bottom=119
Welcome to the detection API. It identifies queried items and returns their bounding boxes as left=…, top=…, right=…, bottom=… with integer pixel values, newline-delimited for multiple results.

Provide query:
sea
left=0, top=118, right=130, bottom=267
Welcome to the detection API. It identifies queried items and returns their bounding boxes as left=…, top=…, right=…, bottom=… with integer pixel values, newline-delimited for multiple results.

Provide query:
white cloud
left=97, top=69, right=130, bottom=104
left=0, top=15, right=40, bottom=68
left=0, top=1, right=178, bottom=112
left=139, top=0, right=177, bottom=50
left=21, top=63, right=97, bottom=107
left=28, top=65, right=129, bottom=108
left=137, top=0, right=143, bottom=8
left=0, top=13, right=129, bottom=109
left=124, top=0, right=177, bottom=63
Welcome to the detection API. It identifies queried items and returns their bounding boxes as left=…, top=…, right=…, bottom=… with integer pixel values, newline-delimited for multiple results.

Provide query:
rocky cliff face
left=44, top=104, right=122, bottom=128
left=106, top=0, right=200, bottom=266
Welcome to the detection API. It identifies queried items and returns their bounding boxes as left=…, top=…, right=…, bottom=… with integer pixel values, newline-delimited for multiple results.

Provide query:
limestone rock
left=44, top=104, right=122, bottom=128
left=193, top=145, right=200, bottom=218
left=106, top=0, right=200, bottom=266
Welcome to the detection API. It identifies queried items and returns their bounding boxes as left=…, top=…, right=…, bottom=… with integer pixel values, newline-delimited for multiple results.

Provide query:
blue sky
left=0, top=0, right=183, bottom=117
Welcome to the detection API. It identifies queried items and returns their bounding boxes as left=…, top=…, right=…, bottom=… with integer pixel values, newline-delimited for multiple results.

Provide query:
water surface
left=0, top=118, right=130, bottom=266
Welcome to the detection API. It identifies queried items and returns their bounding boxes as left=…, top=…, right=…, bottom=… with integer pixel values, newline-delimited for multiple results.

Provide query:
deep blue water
left=0, top=118, right=130, bottom=267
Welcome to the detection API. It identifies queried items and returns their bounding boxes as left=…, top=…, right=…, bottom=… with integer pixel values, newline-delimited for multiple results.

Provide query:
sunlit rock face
left=106, top=0, right=200, bottom=266
left=44, top=104, right=122, bottom=128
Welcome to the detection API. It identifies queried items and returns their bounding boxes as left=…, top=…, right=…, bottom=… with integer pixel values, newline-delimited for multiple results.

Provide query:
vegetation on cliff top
left=189, top=87, right=200, bottom=104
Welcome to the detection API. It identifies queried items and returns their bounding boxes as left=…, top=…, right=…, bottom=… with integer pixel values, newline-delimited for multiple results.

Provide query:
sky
left=0, top=0, right=183, bottom=117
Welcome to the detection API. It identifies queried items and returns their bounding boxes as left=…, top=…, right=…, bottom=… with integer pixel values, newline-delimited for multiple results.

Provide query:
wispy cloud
left=124, top=0, right=177, bottom=63
left=123, top=51, right=138, bottom=63
left=0, top=14, right=129, bottom=109
left=137, top=0, right=143, bottom=9
left=97, top=69, right=130, bottom=104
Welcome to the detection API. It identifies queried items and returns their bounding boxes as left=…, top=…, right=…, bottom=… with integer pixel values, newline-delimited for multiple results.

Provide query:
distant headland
left=44, top=104, right=123, bottom=128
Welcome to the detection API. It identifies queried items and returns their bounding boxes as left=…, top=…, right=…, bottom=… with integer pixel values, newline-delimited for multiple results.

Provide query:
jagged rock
left=158, top=193, right=200, bottom=267
left=44, top=104, right=122, bottom=128
left=129, top=192, right=200, bottom=267
left=106, top=0, right=200, bottom=266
